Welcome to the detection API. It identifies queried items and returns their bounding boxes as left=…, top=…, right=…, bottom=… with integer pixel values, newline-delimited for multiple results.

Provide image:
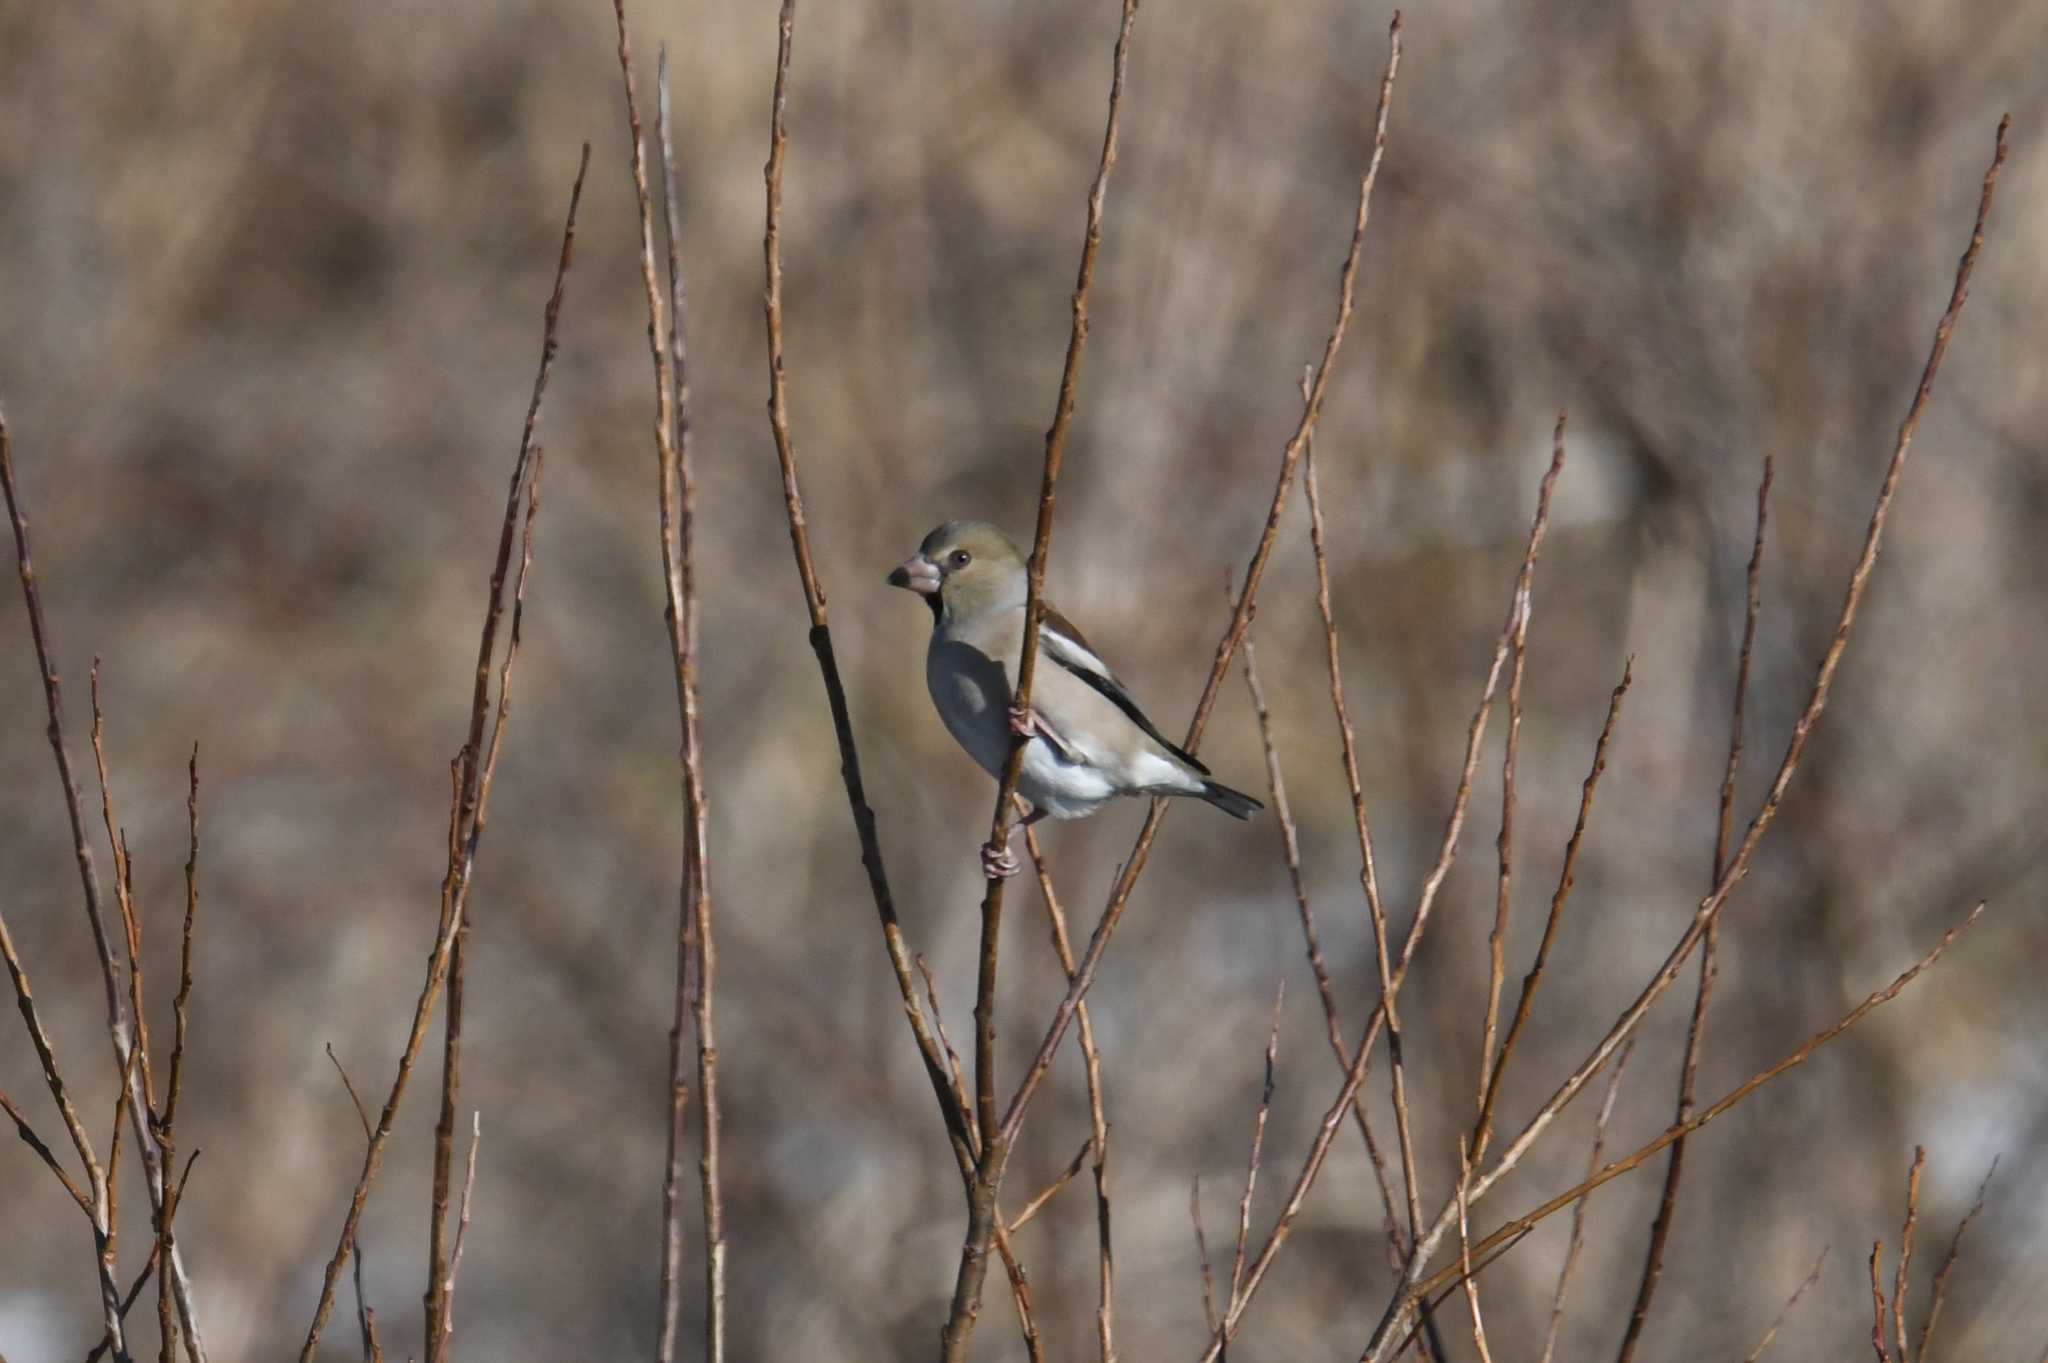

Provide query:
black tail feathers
left=1199, top=780, right=1263, bottom=821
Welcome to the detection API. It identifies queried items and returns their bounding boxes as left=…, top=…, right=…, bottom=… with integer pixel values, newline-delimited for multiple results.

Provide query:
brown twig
left=0, top=918, right=100, bottom=1213
left=1476, top=657, right=1633, bottom=1157
left=1229, top=982, right=1285, bottom=1308
left=1360, top=120, right=2012, bottom=1361
left=298, top=141, right=578, bottom=1361
left=1005, top=1136, right=1096, bottom=1235
left=1239, top=601, right=1406, bottom=1268
left=154, top=742, right=200, bottom=1363
left=1022, top=823, right=1118, bottom=1360
left=1870, top=1242, right=1892, bottom=1363
left=616, top=20, right=728, bottom=1360
left=1402, top=902, right=1984, bottom=1318
left=940, top=3, right=1139, bottom=1357
left=91, top=669, right=157, bottom=1116
left=756, top=0, right=974, bottom=1183
left=3, top=418, right=158, bottom=1363
left=437, top=1113, right=481, bottom=1350
left=1453, top=1138, right=1495, bottom=1363
left=1191, top=1177, right=1220, bottom=1342
left=1617, top=455, right=1773, bottom=1363
left=0, top=1086, right=88, bottom=1212
left=1894, top=1147, right=1925, bottom=1361
left=1741, top=1246, right=1830, bottom=1363
left=1538, top=1038, right=1634, bottom=1363
left=1916, top=1156, right=1996, bottom=1362
left=1477, top=485, right=1535, bottom=1122
left=1198, top=389, right=1559, bottom=1363
left=1005, top=16, right=1404, bottom=1268
left=914, top=958, right=1047, bottom=1363
left=324, top=1046, right=386, bottom=1363
left=83, top=1240, right=169, bottom=1363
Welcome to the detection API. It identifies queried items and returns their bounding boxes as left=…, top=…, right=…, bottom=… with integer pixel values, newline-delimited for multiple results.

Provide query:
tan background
left=1, top=0, right=2044, bottom=1359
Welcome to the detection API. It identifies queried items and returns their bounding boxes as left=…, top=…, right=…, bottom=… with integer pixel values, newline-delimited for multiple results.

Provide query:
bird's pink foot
left=1007, top=702, right=1039, bottom=738
left=981, top=839, right=1021, bottom=879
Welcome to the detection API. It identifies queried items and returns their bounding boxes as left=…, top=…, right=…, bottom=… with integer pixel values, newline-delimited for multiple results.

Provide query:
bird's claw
left=1007, top=703, right=1039, bottom=739
left=981, top=839, right=1021, bottom=879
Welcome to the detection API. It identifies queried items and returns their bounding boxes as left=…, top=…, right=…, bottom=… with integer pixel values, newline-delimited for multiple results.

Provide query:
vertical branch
left=423, top=127, right=586, bottom=1361
left=1228, top=983, right=1286, bottom=1308
left=620, top=17, right=728, bottom=1360
left=1869, top=1243, right=1892, bottom=1363
left=1477, top=505, right=1532, bottom=1112
left=157, top=746, right=202, bottom=1363
left=436, top=1113, right=483, bottom=1350
left=299, top=141, right=580, bottom=1363
left=1616, top=455, right=1773, bottom=1363
left=941, top=1, right=1140, bottom=1357
left=756, top=0, right=975, bottom=1170
left=1893, top=1147, right=1925, bottom=1362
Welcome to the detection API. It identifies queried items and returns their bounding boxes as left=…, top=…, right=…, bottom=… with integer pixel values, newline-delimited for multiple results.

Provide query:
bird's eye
left=949, top=549, right=972, bottom=570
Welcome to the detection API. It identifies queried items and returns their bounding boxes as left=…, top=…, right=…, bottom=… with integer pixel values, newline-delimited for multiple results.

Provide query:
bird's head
left=888, top=520, right=1028, bottom=624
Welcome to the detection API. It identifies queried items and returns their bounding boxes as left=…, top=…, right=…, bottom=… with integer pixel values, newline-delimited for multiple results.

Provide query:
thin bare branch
left=437, top=1113, right=482, bottom=1350
left=1871, top=1242, right=1892, bottom=1363
left=1454, top=1139, right=1495, bottom=1363
left=1618, top=456, right=1774, bottom=1363
left=940, top=2, right=1140, bottom=1357
left=1, top=399, right=201, bottom=1356
left=1894, top=1147, right=1926, bottom=1362
left=1022, top=824, right=1117, bottom=1361
left=323, top=1046, right=385, bottom=1363
left=1006, top=1137, right=1096, bottom=1235
left=1361, top=121, right=2012, bottom=1362
left=1916, top=1156, right=1997, bottom=1363
left=1229, top=983, right=1285, bottom=1306
left=1006, top=16, right=1405, bottom=1263
left=1403, top=902, right=1984, bottom=1316
left=1191, top=1178, right=1220, bottom=1342
left=1240, top=595, right=1406, bottom=1268
left=298, top=144, right=580, bottom=1362
left=1742, top=1247, right=1830, bottom=1363
left=755, top=0, right=974, bottom=1183
left=1539, top=1039, right=1634, bottom=1363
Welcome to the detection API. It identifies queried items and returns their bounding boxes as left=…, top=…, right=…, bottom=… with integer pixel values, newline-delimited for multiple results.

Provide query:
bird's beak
left=888, top=554, right=942, bottom=595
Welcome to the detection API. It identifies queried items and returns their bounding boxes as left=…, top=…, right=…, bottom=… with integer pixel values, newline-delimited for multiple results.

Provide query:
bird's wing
left=1037, top=604, right=1211, bottom=777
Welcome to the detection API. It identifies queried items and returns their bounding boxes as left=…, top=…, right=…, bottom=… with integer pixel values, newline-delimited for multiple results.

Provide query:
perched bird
left=889, top=520, right=1262, bottom=877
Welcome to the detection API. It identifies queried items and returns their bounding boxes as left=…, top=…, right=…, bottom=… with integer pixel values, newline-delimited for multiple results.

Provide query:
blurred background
left=2, top=0, right=2044, bottom=1358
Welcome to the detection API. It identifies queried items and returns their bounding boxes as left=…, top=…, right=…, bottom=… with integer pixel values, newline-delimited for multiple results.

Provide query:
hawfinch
left=890, top=520, right=1261, bottom=876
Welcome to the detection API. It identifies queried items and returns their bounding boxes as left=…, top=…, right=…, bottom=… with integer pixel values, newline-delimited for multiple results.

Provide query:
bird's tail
left=1198, top=780, right=1263, bottom=821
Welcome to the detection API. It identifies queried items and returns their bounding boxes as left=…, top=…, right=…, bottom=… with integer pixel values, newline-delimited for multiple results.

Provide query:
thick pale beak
left=888, top=554, right=942, bottom=595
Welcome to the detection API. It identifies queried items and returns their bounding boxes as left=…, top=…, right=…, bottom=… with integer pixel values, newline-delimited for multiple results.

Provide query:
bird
left=889, top=519, right=1262, bottom=877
